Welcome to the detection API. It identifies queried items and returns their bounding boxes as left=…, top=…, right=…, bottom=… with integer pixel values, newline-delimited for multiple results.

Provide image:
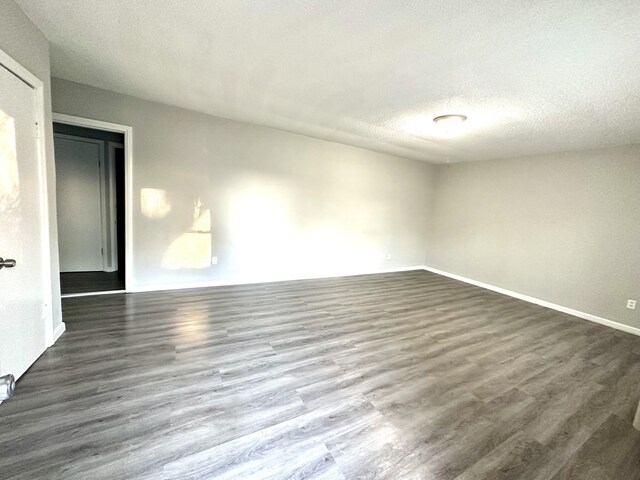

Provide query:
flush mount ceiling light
left=433, top=114, right=467, bottom=127
left=399, top=112, right=472, bottom=138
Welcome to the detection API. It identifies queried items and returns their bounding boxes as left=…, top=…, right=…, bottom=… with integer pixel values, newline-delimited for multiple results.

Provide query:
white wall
left=427, top=145, right=640, bottom=329
left=0, top=0, right=62, bottom=331
left=52, top=78, right=436, bottom=290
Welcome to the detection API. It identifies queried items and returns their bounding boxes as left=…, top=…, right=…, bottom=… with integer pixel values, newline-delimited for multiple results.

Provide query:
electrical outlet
left=211, top=256, right=218, bottom=265
left=627, top=299, right=637, bottom=310
left=386, top=253, right=392, bottom=260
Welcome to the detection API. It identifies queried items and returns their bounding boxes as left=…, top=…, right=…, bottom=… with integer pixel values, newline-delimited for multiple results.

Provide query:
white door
left=55, top=136, right=104, bottom=272
left=0, top=63, right=48, bottom=380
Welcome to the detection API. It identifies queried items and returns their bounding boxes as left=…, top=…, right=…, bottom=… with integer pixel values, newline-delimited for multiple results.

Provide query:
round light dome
left=433, top=114, right=467, bottom=127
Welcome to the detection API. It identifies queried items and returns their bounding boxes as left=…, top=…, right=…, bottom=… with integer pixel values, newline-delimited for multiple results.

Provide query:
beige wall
left=0, top=0, right=63, bottom=330
left=52, top=78, right=435, bottom=289
left=427, top=145, right=640, bottom=328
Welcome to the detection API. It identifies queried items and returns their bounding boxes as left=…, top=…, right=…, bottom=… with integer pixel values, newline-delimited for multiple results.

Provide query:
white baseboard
left=53, top=322, right=66, bottom=343
left=129, top=266, right=425, bottom=294
left=422, top=266, right=640, bottom=337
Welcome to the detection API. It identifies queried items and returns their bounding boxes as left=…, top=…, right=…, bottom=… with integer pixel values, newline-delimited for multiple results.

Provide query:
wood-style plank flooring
left=2, top=270, right=640, bottom=479
left=60, top=271, right=125, bottom=295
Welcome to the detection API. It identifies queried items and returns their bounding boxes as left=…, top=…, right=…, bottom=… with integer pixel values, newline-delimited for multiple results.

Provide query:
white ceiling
left=17, top=0, right=640, bottom=163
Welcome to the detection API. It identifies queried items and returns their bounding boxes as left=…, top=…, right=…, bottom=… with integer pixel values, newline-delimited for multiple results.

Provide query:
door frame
left=52, top=113, right=133, bottom=293
left=107, top=142, right=124, bottom=272
left=0, top=48, right=57, bottom=347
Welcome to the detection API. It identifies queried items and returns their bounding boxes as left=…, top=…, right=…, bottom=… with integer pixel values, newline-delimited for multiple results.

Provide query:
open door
left=0, top=59, right=50, bottom=380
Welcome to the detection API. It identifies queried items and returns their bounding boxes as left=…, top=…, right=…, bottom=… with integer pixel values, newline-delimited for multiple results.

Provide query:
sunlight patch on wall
left=224, top=175, right=388, bottom=277
left=162, top=197, right=212, bottom=270
left=191, top=197, right=211, bottom=232
left=0, top=110, right=19, bottom=213
left=226, top=178, right=300, bottom=275
left=141, top=187, right=171, bottom=219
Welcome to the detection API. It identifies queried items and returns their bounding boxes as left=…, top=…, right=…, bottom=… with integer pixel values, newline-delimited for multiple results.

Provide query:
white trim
left=52, top=322, right=66, bottom=343
left=52, top=113, right=133, bottom=292
left=422, top=266, right=640, bottom=337
left=62, top=289, right=125, bottom=299
left=107, top=142, right=124, bottom=272
left=0, top=48, right=59, bottom=348
left=0, top=50, right=41, bottom=89
left=129, top=266, right=425, bottom=294
left=98, top=141, right=109, bottom=271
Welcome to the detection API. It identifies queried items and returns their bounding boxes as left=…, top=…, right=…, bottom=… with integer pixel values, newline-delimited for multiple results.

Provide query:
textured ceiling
left=16, top=0, right=640, bottom=163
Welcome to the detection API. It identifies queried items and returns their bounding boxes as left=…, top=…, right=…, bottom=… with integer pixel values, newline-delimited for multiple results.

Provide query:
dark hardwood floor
left=60, top=271, right=125, bottom=295
left=2, top=270, right=640, bottom=479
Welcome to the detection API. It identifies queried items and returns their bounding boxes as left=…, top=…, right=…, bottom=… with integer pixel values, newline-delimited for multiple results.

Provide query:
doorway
left=53, top=116, right=131, bottom=296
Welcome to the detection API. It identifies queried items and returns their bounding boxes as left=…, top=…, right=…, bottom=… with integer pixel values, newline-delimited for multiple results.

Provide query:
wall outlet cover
left=627, top=299, right=637, bottom=310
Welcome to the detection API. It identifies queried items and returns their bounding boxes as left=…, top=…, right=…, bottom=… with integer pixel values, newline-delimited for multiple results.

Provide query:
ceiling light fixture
left=433, top=114, right=467, bottom=127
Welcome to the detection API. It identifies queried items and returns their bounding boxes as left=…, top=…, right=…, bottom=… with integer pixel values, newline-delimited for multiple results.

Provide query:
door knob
left=0, top=258, right=16, bottom=270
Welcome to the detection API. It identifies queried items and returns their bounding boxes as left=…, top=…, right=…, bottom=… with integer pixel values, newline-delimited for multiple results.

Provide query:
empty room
left=1, top=1, right=639, bottom=479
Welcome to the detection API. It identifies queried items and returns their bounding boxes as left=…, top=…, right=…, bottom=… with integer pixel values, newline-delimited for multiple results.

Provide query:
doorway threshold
left=61, top=290, right=126, bottom=299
